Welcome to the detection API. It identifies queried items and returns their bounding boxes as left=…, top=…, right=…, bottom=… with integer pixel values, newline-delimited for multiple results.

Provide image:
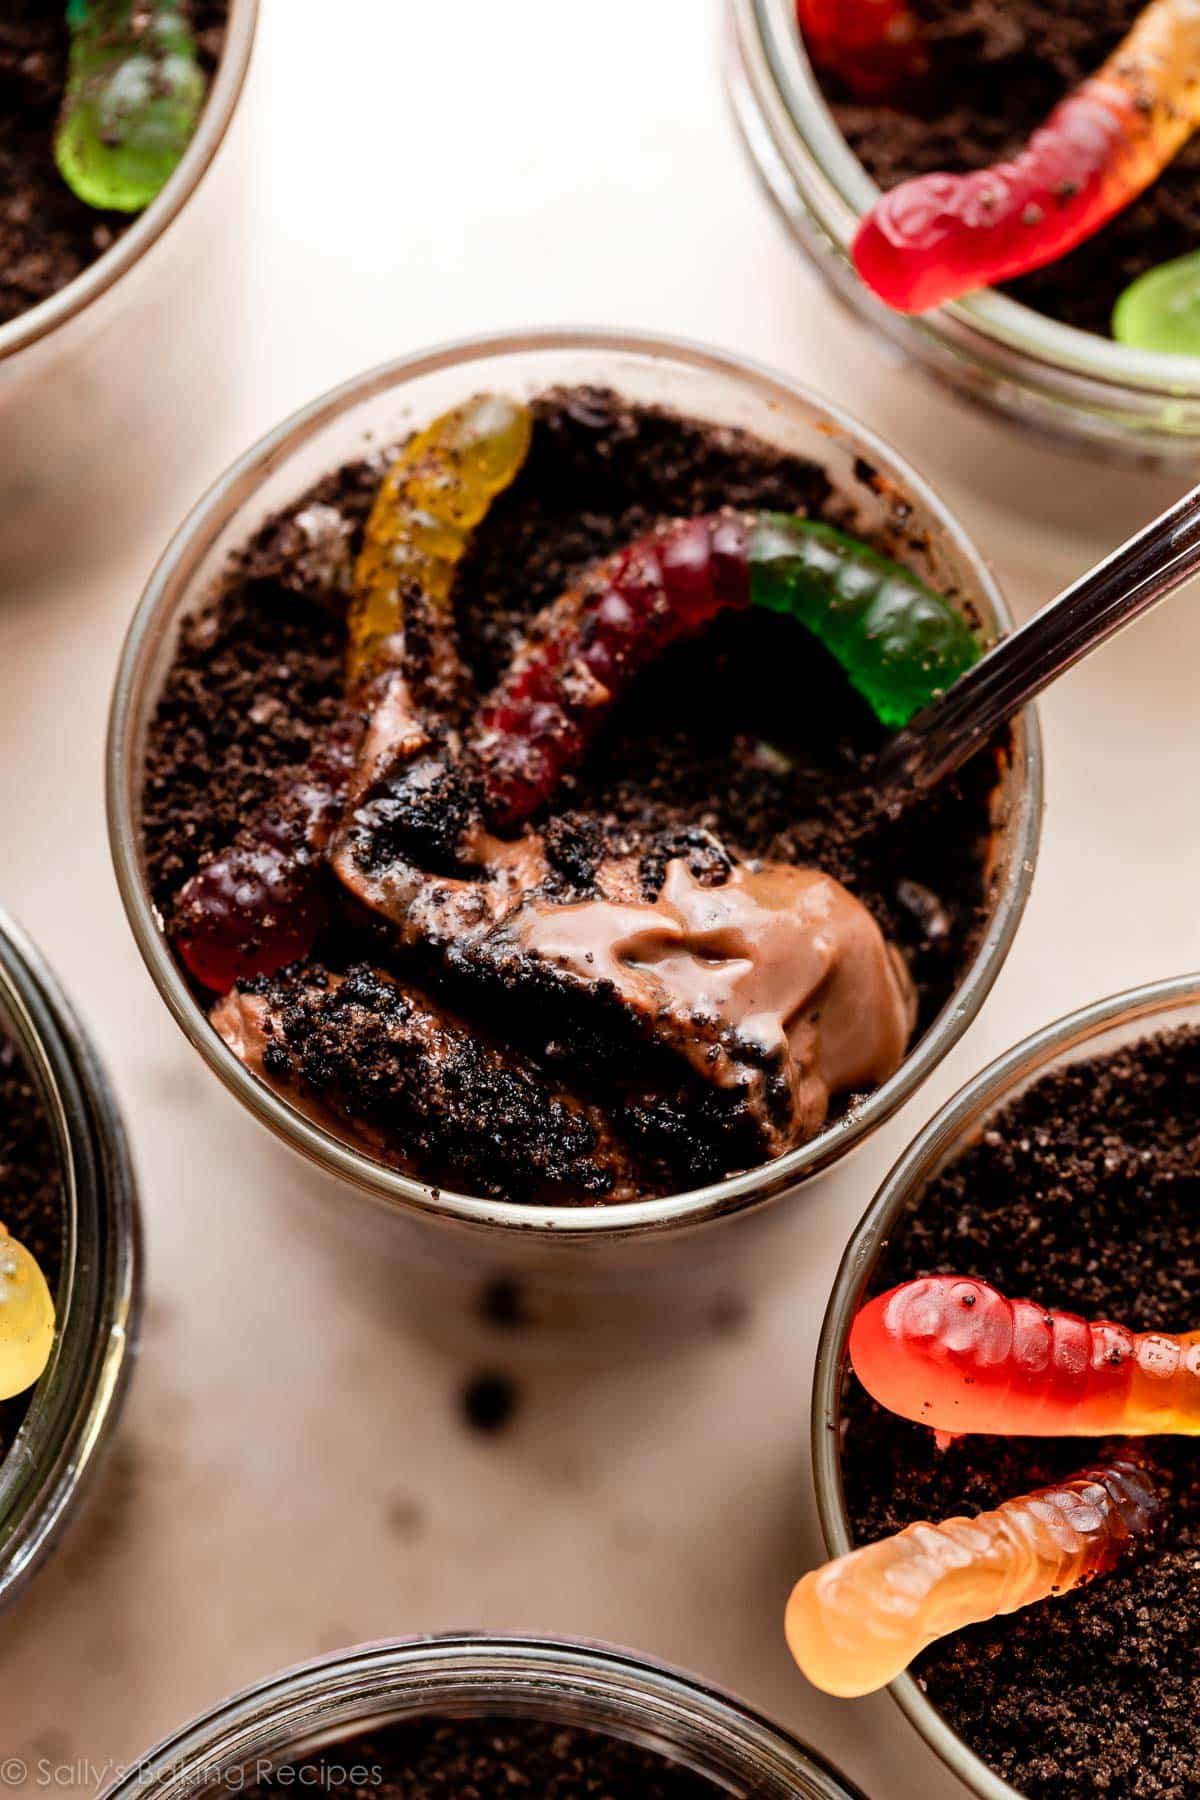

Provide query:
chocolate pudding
left=0, top=1, right=227, bottom=328
left=841, top=1024, right=1200, bottom=1799
left=141, top=388, right=1004, bottom=1204
left=812, top=0, right=1200, bottom=336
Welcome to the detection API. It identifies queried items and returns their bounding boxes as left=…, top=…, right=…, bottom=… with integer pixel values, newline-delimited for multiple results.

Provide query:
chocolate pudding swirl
left=215, top=675, right=913, bottom=1198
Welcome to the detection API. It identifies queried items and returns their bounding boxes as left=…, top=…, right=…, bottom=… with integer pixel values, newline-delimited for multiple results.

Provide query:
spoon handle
left=877, top=483, right=1200, bottom=794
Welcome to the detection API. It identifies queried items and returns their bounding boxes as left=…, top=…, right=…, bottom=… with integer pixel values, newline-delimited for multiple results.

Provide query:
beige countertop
left=0, top=1, right=1197, bottom=1794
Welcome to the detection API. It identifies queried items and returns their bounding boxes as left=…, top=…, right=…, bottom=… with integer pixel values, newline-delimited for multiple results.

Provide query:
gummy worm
left=173, top=396, right=531, bottom=994
left=56, top=0, right=207, bottom=213
left=347, top=394, right=532, bottom=697
left=795, top=0, right=927, bottom=102
left=786, top=1455, right=1159, bottom=1697
left=850, top=1275, right=1200, bottom=1438
left=171, top=718, right=362, bottom=996
left=471, top=511, right=978, bottom=831
left=0, top=1225, right=56, bottom=1403
left=853, top=0, right=1200, bottom=313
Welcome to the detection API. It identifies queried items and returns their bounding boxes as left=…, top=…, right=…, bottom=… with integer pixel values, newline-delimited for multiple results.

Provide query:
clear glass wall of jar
left=0, top=911, right=140, bottom=1607
left=107, top=327, right=1041, bottom=1338
left=101, top=1636, right=864, bottom=1800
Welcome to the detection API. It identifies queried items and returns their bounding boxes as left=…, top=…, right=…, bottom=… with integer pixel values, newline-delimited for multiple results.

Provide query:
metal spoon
left=876, top=483, right=1200, bottom=797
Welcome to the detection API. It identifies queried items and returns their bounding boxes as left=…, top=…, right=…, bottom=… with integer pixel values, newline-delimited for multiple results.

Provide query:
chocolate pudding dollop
left=213, top=672, right=914, bottom=1196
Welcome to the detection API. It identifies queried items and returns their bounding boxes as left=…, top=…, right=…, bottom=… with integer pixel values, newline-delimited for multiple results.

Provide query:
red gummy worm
left=796, top=0, right=927, bottom=102
left=173, top=716, right=361, bottom=994
left=852, top=0, right=1200, bottom=311
left=850, top=1275, right=1200, bottom=1437
left=471, top=514, right=750, bottom=833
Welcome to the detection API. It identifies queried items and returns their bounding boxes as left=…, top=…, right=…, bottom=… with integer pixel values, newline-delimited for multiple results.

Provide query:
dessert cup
left=725, top=0, right=1200, bottom=467
left=107, top=327, right=1041, bottom=1331
left=99, top=1635, right=863, bottom=1800
left=812, top=972, right=1200, bottom=1800
left=0, top=910, right=140, bottom=1608
left=0, top=0, right=258, bottom=591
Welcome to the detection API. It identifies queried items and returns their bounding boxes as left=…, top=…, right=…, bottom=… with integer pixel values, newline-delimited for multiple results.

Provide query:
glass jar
left=0, top=909, right=141, bottom=1607
left=812, top=972, right=1200, bottom=1800
left=725, top=0, right=1200, bottom=466
left=101, top=1635, right=862, bottom=1800
left=0, top=0, right=259, bottom=591
left=107, top=326, right=1041, bottom=1336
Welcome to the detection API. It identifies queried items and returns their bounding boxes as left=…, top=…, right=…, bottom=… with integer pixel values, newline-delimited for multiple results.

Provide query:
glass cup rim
left=106, top=322, right=1042, bottom=1240
left=810, top=970, right=1200, bottom=1800
left=0, top=0, right=259, bottom=365
left=100, top=1633, right=864, bottom=1800
left=0, top=909, right=141, bottom=1605
left=738, top=0, right=1200, bottom=400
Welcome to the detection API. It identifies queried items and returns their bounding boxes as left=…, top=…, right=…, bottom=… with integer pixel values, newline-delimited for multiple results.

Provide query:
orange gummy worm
left=850, top=1276, right=1200, bottom=1437
left=786, top=1456, right=1158, bottom=1696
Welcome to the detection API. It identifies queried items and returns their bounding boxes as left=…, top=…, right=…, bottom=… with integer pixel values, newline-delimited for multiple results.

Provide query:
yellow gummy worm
left=0, top=1224, right=56, bottom=1402
left=348, top=394, right=533, bottom=690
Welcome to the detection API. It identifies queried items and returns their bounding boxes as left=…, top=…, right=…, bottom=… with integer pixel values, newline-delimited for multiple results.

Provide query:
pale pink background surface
left=0, top=2, right=1197, bottom=1795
